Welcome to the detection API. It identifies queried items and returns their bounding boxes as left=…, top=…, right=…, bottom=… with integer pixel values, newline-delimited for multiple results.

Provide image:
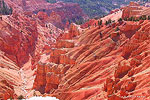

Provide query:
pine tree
left=105, top=21, right=108, bottom=25
left=108, top=19, right=112, bottom=24
left=148, top=16, right=150, bottom=20
left=118, top=18, right=122, bottom=22
left=115, top=27, right=120, bottom=31
left=98, top=20, right=102, bottom=28
left=100, top=20, right=102, bottom=25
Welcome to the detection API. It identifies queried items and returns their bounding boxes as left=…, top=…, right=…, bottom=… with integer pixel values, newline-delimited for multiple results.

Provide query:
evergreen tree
left=108, top=19, right=112, bottom=24
left=128, top=17, right=134, bottom=21
left=99, top=20, right=102, bottom=25
left=148, top=16, right=150, bottom=20
left=105, top=21, right=108, bottom=25
left=139, top=15, right=147, bottom=20
left=115, top=27, right=120, bottom=31
left=118, top=18, right=122, bottom=22
left=99, top=32, right=102, bottom=38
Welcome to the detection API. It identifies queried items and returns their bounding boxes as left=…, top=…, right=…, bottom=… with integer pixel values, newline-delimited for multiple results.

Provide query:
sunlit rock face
left=31, top=18, right=150, bottom=100
left=0, top=6, right=63, bottom=99
left=2, top=1, right=150, bottom=100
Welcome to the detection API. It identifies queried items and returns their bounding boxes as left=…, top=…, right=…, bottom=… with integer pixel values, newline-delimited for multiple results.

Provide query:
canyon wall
left=32, top=18, right=150, bottom=100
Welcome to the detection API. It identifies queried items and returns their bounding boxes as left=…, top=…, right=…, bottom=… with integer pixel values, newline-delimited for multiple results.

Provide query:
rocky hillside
left=31, top=2, right=150, bottom=100
left=0, top=9, right=63, bottom=99
left=1, top=1, right=150, bottom=100
left=56, top=0, right=138, bottom=18
left=32, top=16, right=150, bottom=100
left=4, top=0, right=87, bottom=29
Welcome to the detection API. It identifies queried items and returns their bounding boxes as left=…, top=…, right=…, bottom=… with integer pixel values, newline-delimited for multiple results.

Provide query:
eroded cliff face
left=0, top=9, right=63, bottom=99
left=122, top=2, right=150, bottom=19
left=4, top=0, right=88, bottom=29
left=1, top=1, right=150, bottom=100
left=32, top=18, right=150, bottom=100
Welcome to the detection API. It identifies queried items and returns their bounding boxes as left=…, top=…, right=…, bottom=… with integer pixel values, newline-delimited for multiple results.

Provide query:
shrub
left=124, top=17, right=128, bottom=21
left=17, top=95, right=24, bottom=100
left=105, top=19, right=112, bottom=25
left=9, top=97, right=13, bottom=100
left=115, top=27, right=120, bottom=31
left=128, top=17, right=134, bottom=21
left=135, top=18, right=139, bottom=22
left=98, top=20, right=102, bottom=26
left=105, top=21, right=108, bottom=25
left=139, top=15, right=147, bottom=20
left=142, top=15, right=147, bottom=20
left=108, top=19, right=112, bottom=24
left=118, top=18, right=123, bottom=22
left=148, top=16, right=150, bottom=20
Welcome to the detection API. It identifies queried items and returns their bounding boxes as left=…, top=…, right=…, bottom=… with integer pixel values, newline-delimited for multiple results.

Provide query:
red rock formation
left=37, top=11, right=49, bottom=20
left=32, top=18, right=150, bottom=100
left=2, top=1, right=150, bottom=100
left=33, top=62, right=70, bottom=94
left=0, top=80, right=16, bottom=100
left=80, top=19, right=97, bottom=29
left=0, top=5, right=63, bottom=98
left=58, top=23, right=80, bottom=40
left=114, top=64, right=132, bottom=78
left=125, top=82, right=137, bottom=92
left=4, top=0, right=88, bottom=29
left=122, top=1, right=150, bottom=19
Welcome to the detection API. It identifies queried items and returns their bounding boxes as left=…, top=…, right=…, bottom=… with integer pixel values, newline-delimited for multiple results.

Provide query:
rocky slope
left=1, top=1, right=150, bottom=100
left=0, top=9, right=63, bottom=99
left=59, top=0, right=138, bottom=18
left=31, top=17, right=150, bottom=100
left=4, top=0, right=88, bottom=29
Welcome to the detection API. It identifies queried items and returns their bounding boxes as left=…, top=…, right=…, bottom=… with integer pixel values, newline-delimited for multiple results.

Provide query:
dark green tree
left=99, top=32, right=102, bottom=38
left=148, top=16, right=150, bottom=20
left=100, top=20, right=102, bottom=25
left=142, top=15, right=147, bottom=20
left=105, top=21, right=108, bottom=25
left=108, top=19, right=112, bottom=24
left=139, top=15, right=147, bottom=20
left=115, top=27, right=120, bottom=31
left=118, top=18, right=122, bottom=22
left=98, top=20, right=102, bottom=28
left=128, top=17, right=134, bottom=21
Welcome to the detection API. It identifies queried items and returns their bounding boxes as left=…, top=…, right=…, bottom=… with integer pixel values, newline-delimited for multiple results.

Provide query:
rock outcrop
left=122, top=1, right=150, bottom=19
left=0, top=80, right=16, bottom=100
